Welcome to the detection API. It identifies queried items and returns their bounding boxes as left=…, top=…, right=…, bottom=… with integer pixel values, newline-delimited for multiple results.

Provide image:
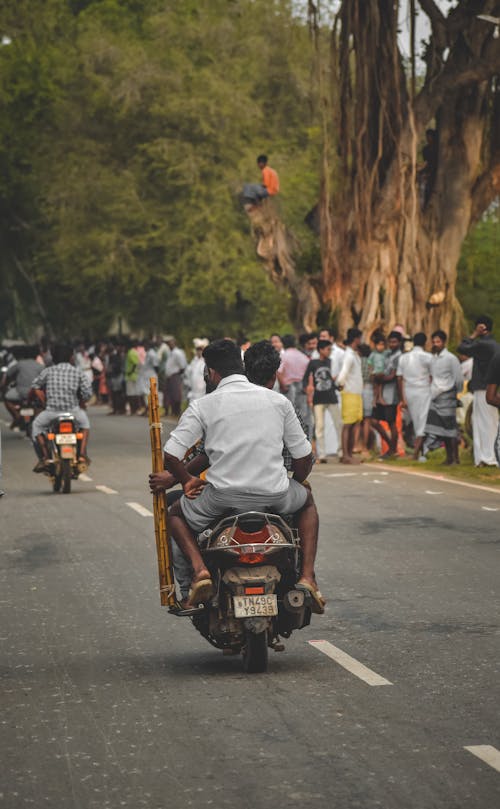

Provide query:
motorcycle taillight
left=59, top=421, right=74, bottom=433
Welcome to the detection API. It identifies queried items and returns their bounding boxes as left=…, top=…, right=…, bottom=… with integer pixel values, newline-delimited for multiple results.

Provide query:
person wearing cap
left=186, top=339, right=208, bottom=402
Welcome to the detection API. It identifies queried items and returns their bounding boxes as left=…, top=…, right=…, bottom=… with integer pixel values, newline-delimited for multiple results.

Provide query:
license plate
left=20, top=408, right=34, bottom=416
left=233, top=594, right=277, bottom=618
left=55, top=434, right=77, bottom=444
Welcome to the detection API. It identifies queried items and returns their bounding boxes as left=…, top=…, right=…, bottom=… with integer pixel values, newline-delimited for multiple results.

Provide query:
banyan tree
left=252, top=0, right=500, bottom=336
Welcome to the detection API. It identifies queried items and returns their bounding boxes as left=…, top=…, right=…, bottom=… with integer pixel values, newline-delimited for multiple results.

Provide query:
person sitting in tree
left=242, top=154, right=280, bottom=205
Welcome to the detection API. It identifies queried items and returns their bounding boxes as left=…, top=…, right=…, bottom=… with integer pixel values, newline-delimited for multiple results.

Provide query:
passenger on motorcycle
left=3, top=346, right=43, bottom=429
left=30, top=344, right=92, bottom=472
left=155, top=339, right=324, bottom=611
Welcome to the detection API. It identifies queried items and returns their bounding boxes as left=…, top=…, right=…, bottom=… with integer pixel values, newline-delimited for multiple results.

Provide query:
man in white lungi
left=458, top=316, right=499, bottom=467
left=397, top=332, right=432, bottom=461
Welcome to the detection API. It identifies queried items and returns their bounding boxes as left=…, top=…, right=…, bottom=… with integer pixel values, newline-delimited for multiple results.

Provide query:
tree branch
left=418, top=0, right=446, bottom=31
left=470, top=163, right=500, bottom=225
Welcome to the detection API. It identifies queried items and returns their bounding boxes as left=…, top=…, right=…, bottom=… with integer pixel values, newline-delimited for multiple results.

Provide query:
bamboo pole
left=148, top=377, right=177, bottom=608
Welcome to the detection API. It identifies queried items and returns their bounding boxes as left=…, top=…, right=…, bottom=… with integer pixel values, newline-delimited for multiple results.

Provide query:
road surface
left=1, top=406, right=499, bottom=808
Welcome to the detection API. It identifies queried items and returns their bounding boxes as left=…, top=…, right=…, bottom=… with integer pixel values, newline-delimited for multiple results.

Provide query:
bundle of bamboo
left=148, top=377, right=177, bottom=608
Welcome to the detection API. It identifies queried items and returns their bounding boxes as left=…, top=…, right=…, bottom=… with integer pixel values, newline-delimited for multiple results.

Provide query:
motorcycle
left=42, top=413, right=85, bottom=494
left=11, top=396, right=38, bottom=437
left=186, top=510, right=312, bottom=673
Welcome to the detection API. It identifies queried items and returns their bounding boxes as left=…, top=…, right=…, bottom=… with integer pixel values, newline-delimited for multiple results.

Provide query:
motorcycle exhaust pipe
left=283, top=589, right=306, bottom=613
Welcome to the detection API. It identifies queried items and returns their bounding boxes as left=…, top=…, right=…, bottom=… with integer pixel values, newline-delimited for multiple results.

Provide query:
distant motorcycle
left=10, top=397, right=38, bottom=437
left=42, top=413, right=85, bottom=494
left=188, top=510, right=311, bottom=673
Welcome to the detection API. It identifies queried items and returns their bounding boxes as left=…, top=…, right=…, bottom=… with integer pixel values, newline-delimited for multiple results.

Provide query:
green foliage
left=0, top=0, right=320, bottom=343
left=456, top=210, right=500, bottom=337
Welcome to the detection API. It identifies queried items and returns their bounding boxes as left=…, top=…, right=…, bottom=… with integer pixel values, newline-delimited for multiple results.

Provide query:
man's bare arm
left=291, top=453, right=314, bottom=483
left=486, top=383, right=500, bottom=408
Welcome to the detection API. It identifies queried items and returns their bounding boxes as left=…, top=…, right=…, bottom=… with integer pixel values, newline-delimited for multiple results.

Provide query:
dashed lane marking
left=425, top=490, right=443, bottom=495
left=126, top=502, right=153, bottom=517
left=308, top=640, right=392, bottom=686
left=482, top=506, right=499, bottom=512
left=79, top=473, right=92, bottom=482
left=464, top=745, right=500, bottom=773
left=95, top=485, right=118, bottom=495
left=325, top=472, right=357, bottom=478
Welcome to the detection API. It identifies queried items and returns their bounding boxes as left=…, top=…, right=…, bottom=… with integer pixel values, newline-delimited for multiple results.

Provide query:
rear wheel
left=242, top=630, right=268, bottom=673
left=62, top=459, right=72, bottom=494
left=52, top=472, right=62, bottom=492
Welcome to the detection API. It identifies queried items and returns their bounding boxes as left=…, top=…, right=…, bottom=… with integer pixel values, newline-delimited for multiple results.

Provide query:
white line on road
left=126, top=502, right=153, bottom=517
left=425, top=490, right=443, bottom=495
left=326, top=472, right=357, bottom=478
left=308, top=640, right=392, bottom=686
left=79, top=473, right=93, bottom=482
left=464, top=745, right=500, bottom=773
left=95, top=485, right=118, bottom=495
left=365, top=463, right=500, bottom=496
left=482, top=506, right=499, bottom=512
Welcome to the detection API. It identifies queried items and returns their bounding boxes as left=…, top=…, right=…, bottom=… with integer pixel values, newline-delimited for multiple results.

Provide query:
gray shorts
left=180, top=479, right=308, bottom=534
left=32, top=408, right=90, bottom=439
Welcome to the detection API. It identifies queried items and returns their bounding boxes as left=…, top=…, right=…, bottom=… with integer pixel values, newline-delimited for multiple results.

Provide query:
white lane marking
left=326, top=472, right=357, bottom=478
left=373, top=480, right=383, bottom=484
left=308, top=640, right=392, bottom=686
left=79, top=473, right=93, bottom=482
left=96, top=485, right=118, bottom=495
left=126, top=502, right=153, bottom=517
left=362, top=471, right=389, bottom=476
left=425, top=490, right=443, bottom=495
left=482, top=506, right=499, bottom=512
left=464, top=745, right=500, bottom=773
left=364, top=463, right=500, bottom=496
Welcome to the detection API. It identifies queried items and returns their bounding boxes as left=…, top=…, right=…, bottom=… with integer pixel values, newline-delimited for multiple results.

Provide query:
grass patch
left=374, top=447, right=500, bottom=487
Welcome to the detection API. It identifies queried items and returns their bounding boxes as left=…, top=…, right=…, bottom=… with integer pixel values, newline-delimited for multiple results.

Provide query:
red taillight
left=59, top=422, right=73, bottom=433
left=238, top=552, right=266, bottom=564
left=244, top=586, right=265, bottom=595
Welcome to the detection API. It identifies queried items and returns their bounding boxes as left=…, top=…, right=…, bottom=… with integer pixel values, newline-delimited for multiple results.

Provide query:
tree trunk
left=270, top=0, right=500, bottom=338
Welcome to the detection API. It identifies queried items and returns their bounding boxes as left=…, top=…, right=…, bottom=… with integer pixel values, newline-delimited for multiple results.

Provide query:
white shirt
left=337, top=346, right=363, bottom=394
left=430, top=348, right=464, bottom=398
left=165, top=346, right=187, bottom=377
left=330, top=343, right=345, bottom=379
left=186, top=356, right=206, bottom=401
left=396, top=346, right=432, bottom=389
left=165, top=375, right=311, bottom=494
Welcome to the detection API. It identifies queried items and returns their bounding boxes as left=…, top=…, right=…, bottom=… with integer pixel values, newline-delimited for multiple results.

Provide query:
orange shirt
left=261, top=165, right=279, bottom=195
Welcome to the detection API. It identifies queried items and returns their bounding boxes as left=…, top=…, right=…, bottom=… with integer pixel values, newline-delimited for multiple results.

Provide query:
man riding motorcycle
left=150, top=338, right=325, bottom=612
left=30, top=344, right=92, bottom=472
left=3, top=346, right=43, bottom=429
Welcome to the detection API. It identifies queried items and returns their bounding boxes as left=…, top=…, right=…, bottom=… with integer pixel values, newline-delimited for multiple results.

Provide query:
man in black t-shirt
left=485, top=349, right=500, bottom=467
left=303, top=339, right=341, bottom=463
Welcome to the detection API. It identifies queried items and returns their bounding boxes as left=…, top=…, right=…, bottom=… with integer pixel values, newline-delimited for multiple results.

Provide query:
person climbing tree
left=242, top=154, right=279, bottom=205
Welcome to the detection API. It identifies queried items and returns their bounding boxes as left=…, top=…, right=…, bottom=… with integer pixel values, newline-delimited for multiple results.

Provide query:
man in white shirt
left=160, top=339, right=321, bottom=608
left=186, top=338, right=208, bottom=402
left=337, top=328, right=363, bottom=464
left=397, top=332, right=432, bottom=461
left=425, top=330, right=464, bottom=465
left=165, top=337, right=187, bottom=418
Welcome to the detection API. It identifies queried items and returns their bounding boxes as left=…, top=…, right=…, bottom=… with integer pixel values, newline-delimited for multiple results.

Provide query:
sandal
left=296, top=579, right=326, bottom=615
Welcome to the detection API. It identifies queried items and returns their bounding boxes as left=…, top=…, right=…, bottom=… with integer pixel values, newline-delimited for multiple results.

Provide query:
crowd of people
left=1, top=314, right=499, bottom=473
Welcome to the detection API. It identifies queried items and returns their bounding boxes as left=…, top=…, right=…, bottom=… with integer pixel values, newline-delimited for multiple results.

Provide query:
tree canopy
left=0, top=0, right=322, bottom=342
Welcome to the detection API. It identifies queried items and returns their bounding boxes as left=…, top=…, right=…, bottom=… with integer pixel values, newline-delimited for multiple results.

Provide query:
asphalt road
left=1, top=405, right=499, bottom=809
